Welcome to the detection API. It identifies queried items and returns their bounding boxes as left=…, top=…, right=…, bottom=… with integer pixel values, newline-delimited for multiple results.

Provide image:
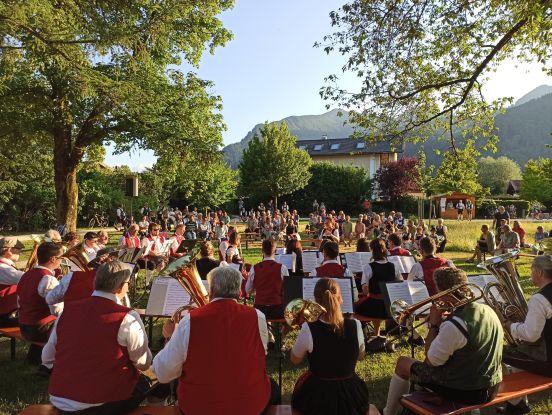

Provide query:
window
left=356, top=142, right=365, bottom=149
left=330, top=143, right=340, bottom=150
left=299, top=145, right=307, bottom=150
left=313, top=144, right=323, bottom=151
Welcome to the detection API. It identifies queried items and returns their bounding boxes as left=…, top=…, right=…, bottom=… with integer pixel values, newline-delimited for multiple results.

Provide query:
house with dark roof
left=295, top=136, right=403, bottom=178
left=507, top=180, right=522, bottom=196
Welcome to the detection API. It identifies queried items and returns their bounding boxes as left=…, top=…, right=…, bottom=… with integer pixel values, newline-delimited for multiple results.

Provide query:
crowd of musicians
left=0, top=210, right=551, bottom=415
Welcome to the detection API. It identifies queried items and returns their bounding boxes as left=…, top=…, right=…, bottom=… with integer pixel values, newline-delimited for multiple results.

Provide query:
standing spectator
left=161, top=206, right=170, bottom=232
left=312, top=199, right=319, bottom=214
left=512, top=220, right=527, bottom=247
left=465, top=200, right=473, bottom=221
left=141, top=203, right=151, bottom=218
left=492, top=206, right=510, bottom=235
left=435, top=218, right=448, bottom=253
left=115, top=204, right=126, bottom=230
left=342, top=215, right=353, bottom=247
left=355, top=216, right=366, bottom=239
left=320, top=202, right=326, bottom=212
left=220, top=211, right=230, bottom=225
left=185, top=215, right=198, bottom=240
left=455, top=200, right=465, bottom=221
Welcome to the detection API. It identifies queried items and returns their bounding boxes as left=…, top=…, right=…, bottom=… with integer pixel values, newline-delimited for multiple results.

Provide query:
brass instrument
left=24, top=235, right=43, bottom=271
left=390, top=282, right=484, bottom=328
left=284, top=298, right=326, bottom=329
left=60, top=244, right=91, bottom=275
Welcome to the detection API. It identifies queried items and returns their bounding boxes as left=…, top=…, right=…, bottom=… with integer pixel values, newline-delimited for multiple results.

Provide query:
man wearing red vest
left=140, top=222, right=167, bottom=269
left=0, top=237, right=25, bottom=327
left=18, top=242, right=65, bottom=364
left=154, top=266, right=279, bottom=415
left=43, top=260, right=152, bottom=414
left=387, top=233, right=412, bottom=257
left=311, top=241, right=352, bottom=278
left=119, top=224, right=141, bottom=249
left=407, top=237, right=454, bottom=295
left=245, top=239, right=289, bottom=319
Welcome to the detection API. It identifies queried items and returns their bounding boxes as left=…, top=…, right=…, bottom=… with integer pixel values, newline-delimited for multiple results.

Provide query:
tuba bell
left=284, top=298, right=326, bottom=329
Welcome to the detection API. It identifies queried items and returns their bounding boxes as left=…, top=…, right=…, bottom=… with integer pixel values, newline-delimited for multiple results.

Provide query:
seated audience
left=0, top=238, right=25, bottom=327
left=290, top=278, right=377, bottom=415
left=435, top=218, right=448, bottom=253
left=467, top=225, right=495, bottom=263
left=496, top=224, right=520, bottom=254
left=43, top=261, right=152, bottom=414
left=511, top=220, right=526, bottom=247
left=408, top=237, right=454, bottom=295
left=383, top=268, right=503, bottom=415
left=195, top=241, right=220, bottom=280
left=153, top=266, right=279, bottom=415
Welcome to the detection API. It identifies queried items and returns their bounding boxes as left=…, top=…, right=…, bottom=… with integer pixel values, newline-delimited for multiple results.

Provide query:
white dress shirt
left=426, top=317, right=468, bottom=366
left=42, top=290, right=152, bottom=412
left=510, top=292, right=552, bottom=343
left=291, top=319, right=365, bottom=359
left=407, top=259, right=455, bottom=282
left=45, top=272, right=74, bottom=305
left=361, top=259, right=402, bottom=287
left=34, top=266, right=63, bottom=316
left=153, top=298, right=268, bottom=384
left=245, top=258, right=289, bottom=295
left=0, top=258, right=24, bottom=285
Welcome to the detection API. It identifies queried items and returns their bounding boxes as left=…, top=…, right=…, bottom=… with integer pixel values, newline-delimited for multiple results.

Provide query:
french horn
left=284, top=298, right=326, bottom=329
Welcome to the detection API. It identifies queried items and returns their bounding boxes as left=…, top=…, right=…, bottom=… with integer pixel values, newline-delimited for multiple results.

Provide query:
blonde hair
left=313, top=278, right=344, bottom=335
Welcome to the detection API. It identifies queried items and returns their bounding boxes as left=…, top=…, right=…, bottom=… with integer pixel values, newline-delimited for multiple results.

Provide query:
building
left=506, top=180, right=522, bottom=196
left=296, top=136, right=403, bottom=178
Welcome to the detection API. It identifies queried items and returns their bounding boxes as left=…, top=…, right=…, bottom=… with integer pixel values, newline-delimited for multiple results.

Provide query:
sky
left=105, top=0, right=552, bottom=170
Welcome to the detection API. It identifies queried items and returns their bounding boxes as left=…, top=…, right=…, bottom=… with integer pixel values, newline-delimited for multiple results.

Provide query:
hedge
left=476, top=199, right=530, bottom=219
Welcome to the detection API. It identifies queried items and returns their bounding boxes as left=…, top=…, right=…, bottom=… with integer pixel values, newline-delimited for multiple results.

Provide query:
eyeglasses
left=122, top=280, right=131, bottom=286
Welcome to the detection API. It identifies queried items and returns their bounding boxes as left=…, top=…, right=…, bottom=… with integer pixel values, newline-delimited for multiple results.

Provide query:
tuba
left=284, top=298, right=326, bottom=329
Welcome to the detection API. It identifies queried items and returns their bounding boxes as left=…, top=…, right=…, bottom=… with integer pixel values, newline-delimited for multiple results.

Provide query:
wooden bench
left=400, top=371, right=552, bottom=415
left=19, top=405, right=182, bottom=414
left=0, top=327, right=46, bottom=361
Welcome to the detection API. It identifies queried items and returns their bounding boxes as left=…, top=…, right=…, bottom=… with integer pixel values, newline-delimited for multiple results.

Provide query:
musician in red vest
left=45, top=247, right=120, bottom=306
left=0, top=237, right=25, bottom=327
left=169, top=223, right=185, bottom=259
left=154, top=266, right=279, bottom=415
left=18, top=242, right=64, bottom=364
left=43, top=260, right=152, bottom=414
left=407, top=237, right=454, bottom=295
left=245, top=239, right=289, bottom=319
left=119, top=224, right=141, bottom=249
left=387, top=233, right=412, bottom=257
left=141, top=222, right=166, bottom=268
left=311, top=241, right=352, bottom=278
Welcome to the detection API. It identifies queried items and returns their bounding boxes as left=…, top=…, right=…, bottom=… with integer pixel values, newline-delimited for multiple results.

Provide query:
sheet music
left=145, top=277, right=190, bottom=316
left=275, top=248, right=286, bottom=255
left=160, top=239, right=174, bottom=254
left=469, top=274, right=503, bottom=303
left=302, top=277, right=354, bottom=313
left=388, top=255, right=416, bottom=274
left=275, top=254, right=294, bottom=271
left=301, top=251, right=321, bottom=273
left=344, top=252, right=372, bottom=273
left=227, top=262, right=243, bottom=272
left=385, top=281, right=430, bottom=315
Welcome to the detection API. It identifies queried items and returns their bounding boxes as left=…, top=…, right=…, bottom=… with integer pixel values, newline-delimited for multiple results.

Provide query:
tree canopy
left=238, top=122, right=312, bottom=207
left=0, top=0, right=233, bottom=229
left=477, top=156, right=522, bottom=195
left=521, top=159, right=552, bottom=204
left=374, top=157, right=419, bottom=203
left=318, top=1, right=552, bottom=151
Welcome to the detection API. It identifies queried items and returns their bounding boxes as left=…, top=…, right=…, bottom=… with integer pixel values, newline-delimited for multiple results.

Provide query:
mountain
left=223, top=85, right=552, bottom=168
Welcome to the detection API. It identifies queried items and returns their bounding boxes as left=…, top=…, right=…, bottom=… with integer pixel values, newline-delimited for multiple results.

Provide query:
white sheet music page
left=301, top=252, right=321, bottom=273
left=344, top=252, right=372, bottom=273
left=388, top=256, right=416, bottom=274
left=385, top=281, right=429, bottom=315
left=275, top=254, right=294, bottom=271
left=162, top=278, right=191, bottom=316
left=408, top=282, right=430, bottom=315
left=302, top=278, right=354, bottom=313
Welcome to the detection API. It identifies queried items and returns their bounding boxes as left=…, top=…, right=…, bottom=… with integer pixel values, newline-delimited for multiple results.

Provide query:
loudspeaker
left=125, top=177, right=139, bottom=197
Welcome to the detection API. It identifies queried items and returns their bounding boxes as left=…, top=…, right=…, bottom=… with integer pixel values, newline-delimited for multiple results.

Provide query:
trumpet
left=284, top=298, right=326, bottom=329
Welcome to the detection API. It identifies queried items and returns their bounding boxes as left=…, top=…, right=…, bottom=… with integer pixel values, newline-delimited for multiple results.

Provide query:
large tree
left=318, top=1, right=552, bottom=151
left=374, top=157, right=419, bottom=205
left=521, top=159, right=552, bottom=204
left=477, top=156, right=522, bottom=195
left=238, top=122, right=312, bottom=207
left=0, top=1, right=233, bottom=230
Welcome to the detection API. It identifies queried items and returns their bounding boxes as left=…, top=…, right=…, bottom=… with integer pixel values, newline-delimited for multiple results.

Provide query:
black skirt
left=291, top=371, right=369, bottom=415
left=355, top=297, right=389, bottom=319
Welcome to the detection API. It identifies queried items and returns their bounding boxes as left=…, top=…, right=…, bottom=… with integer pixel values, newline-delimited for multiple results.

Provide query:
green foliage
left=432, top=140, right=486, bottom=196
left=318, top=1, right=552, bottom=150
left=476, top=199, right=531, bottom=219
left=287, top=162, right=372, bottom=214
left=521, top=159, right=552, bottom=204
left=477, top=156, right=522, bottom=195
left=238, top=122, right=312, bottom=205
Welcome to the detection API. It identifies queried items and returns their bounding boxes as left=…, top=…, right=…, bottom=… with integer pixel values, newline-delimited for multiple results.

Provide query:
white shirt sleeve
left=291, top=322, right=313, bottom=359
left=153, top=313, right=191, bottom=383
left=0, top=264, right=24, bottom=285
left=361, top=264, right=372, bottom=286
left=256, top=308, right=269, bottom=354
left=282, top=266, right=289, bottom=278
left=38, top=275, right=63, bottom=315
left=510, top=293, right=552, bottom=343
left=426, top=317, right=468, bottom=366
left=408, top=263, right=424, bottom=281
left=41, top=318, right=59, bottom=366
left=245, top=267, right=255, bottom=294
left=45, top=273, right=73, bottom=305
left=355, top=319, right=365, bottom=354
left=118, top=310, right=152, bottom=371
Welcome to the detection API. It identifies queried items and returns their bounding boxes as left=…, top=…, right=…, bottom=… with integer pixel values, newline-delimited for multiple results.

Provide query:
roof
left=508, top=180, right=522, bottom=192
left=296, top=137, right=402, bottom=156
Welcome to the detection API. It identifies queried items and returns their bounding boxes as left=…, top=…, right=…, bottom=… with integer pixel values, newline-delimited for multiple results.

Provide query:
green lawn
left=1, top=219, right=552, bottom=414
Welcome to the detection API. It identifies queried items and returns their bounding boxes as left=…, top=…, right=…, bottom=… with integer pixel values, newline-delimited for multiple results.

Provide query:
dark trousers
left=254, top=304, right=285, bottom=320
left=20, top=321, right=55, bottom=365
left=504, top=355, right=552, bottom=378
left=57, top=374, right=152, bottom=415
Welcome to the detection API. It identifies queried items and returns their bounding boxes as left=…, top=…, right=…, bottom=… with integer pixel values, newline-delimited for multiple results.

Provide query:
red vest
left=147, top=235, right=165, bottom=254
left=123, top=235, right=140, bottom=249
left=0, top=284, right=17, bottom=315
left=420, top=256, right=449, bottom=295
left=170, top=234, right=184, bottom=257
left=48, top=296, right=139, bottom=403
left=389, top=247, right=411, bottom=256
left=17, top=267, right=56, bottom=326
left=252, top=260, right=283, bottom=306
left=315, top=262, right=345, bottom=277
left=177, top=300, right=270, bottom=415
left=64, top=270, right=96, bottom=303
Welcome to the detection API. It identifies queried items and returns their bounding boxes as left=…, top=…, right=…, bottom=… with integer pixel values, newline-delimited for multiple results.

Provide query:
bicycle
left=88, top=212, right=109, bottom=228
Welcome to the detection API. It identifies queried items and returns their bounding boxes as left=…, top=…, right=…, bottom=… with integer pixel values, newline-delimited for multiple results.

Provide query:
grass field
left=1, top=219, right=552, bottom=414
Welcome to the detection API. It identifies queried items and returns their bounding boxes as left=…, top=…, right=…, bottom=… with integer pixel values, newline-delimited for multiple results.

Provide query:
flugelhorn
left=284, top=298, right=326, bottom=329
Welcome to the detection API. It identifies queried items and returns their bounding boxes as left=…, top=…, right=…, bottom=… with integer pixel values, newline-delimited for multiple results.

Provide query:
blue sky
left=105, top=0, right=552, bottom=170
